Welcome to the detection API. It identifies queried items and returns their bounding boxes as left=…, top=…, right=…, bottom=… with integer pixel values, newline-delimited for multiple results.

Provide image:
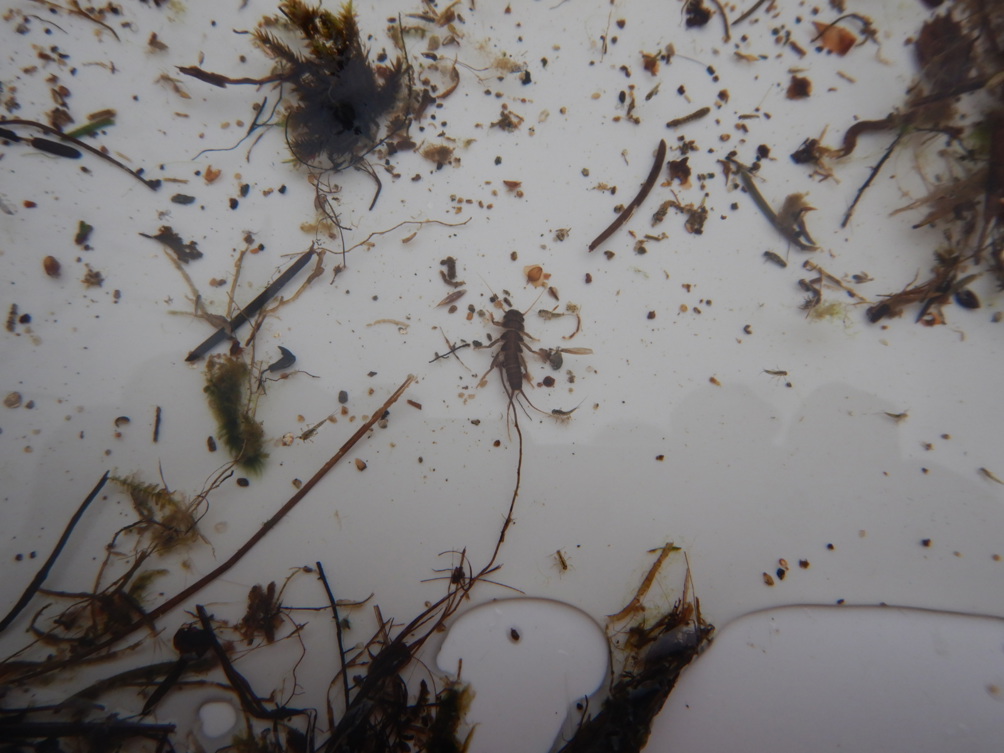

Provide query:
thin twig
left=196, top=605, right=304, bottom=720
left=732, top=0, right=768, bottom=26
left=29, top=0, right=119, bottom=40
left=343, top=218, right=471, bottom=255
left=0, top=119, right=159, bottom=189
left=589, top=140, right=667, bottom=251
left=709, top=0, right=731, bottom=41
left=0, top=471, right=109, bottom=632
left=316, top=561, right=351, bottom=708
left=841, top=132, right=903, bottom=228
left=482, top=416, right=522, bottom=575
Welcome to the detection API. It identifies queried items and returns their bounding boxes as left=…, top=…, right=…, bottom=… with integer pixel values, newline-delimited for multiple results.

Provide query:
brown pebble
left=43, top=256, right=61, bottom=278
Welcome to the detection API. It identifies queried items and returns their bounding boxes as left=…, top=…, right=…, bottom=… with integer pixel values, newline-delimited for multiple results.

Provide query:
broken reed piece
left=589, top=139, right=668, bottom=252
left=185, top=247, right=317, bottom=362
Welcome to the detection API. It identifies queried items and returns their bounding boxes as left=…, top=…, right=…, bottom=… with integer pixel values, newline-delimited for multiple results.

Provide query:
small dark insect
left=480, top=306, right=545, bottom=424
left=763, top=250, right=787, bottom=268
left=266, top=346, right=296, bottom=373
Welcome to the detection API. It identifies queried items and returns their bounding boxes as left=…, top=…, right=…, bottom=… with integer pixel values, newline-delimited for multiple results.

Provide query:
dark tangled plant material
left=181, top=1, right=406, bottom=171
left=204, top=355, right=268, bottom=473
left=267, top=1, right=406, bottom=169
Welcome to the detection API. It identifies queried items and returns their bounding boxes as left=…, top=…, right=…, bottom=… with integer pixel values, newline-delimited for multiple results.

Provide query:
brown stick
left=841, top=132, right=903, bottom=228
left=0, top=472, right=109, bottom=632
left=589, top=140, right=667, bottom=252
left=0, top=118, right=160, bottom=190
left=10, top=375, right=416, bottom=683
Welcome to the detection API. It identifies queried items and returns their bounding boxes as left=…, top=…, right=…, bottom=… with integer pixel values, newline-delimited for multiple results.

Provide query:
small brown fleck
left=763, top=572, right=775, bottom=586
left=236, top=477, right=250, bottom=487
left=147, top=32, right=169, bottom=51
left=354, top=458, right=367, bottom=471
left=655, top=454, right=665, bottom=461
left=81, top=265, right=104, bottom=288
left=798, top=559, right=810, bottom=569
left=4, top=392, right=23, bottom=409
left=921, top=538, right=932, bottom=547
left=786, top=75, right=812, bottom=99
left=812, top=21, right=857, bottom=56
left=207, top=436, right=217, bottom=452
left=709, top=376, right=721, bottom=386
left=647, top=311, right=656, bottom=319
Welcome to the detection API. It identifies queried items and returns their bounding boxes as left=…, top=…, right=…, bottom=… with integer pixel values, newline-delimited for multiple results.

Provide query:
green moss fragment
left=204, top=355, right=268, bottom=473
